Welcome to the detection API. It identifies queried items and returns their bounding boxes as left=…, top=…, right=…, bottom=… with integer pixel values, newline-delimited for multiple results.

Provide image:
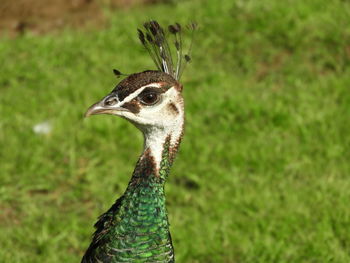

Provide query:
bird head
left=85, top=20, right=195, bottom=158
left=85, top=70, right=184, bottom=134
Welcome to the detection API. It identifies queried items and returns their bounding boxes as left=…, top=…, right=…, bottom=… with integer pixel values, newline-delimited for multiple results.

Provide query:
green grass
left=1, top=0, right=350, bottom=262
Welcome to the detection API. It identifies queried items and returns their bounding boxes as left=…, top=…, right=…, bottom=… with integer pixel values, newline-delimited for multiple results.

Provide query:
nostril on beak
left=104, top=96, right=118, bottom=106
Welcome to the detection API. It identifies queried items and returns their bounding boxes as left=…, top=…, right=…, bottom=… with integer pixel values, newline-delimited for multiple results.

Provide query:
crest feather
left=138, top=20, right=197, bottom=80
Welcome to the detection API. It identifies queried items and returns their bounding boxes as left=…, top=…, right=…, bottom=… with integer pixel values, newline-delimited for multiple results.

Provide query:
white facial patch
left=102, top=84, right=184, bottom=173
left=139, top=87, right=184, bottom=172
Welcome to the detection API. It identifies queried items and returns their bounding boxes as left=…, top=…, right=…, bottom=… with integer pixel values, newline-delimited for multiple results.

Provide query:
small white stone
left=33, top=121, right=52, bottom=135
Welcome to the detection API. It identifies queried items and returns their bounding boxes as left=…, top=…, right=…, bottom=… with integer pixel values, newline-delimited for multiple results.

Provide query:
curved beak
left=84, top=100, right=128, bottom=118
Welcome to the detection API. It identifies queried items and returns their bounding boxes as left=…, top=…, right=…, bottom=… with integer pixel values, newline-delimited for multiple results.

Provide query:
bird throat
left=82, top=131, right=182, bottom=263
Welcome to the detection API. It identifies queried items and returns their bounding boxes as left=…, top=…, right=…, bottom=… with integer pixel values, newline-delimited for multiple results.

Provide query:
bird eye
left=105, top=96, right=118, bottom=106
left=138, top=91, right=160, bottom=105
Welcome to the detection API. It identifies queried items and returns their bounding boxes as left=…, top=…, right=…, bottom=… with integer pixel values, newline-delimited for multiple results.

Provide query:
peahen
left=82, top=21, right=196, bottom=263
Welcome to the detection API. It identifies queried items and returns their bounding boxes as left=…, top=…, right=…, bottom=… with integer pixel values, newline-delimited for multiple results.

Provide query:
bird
left=82, top=21, right=196, bottom=263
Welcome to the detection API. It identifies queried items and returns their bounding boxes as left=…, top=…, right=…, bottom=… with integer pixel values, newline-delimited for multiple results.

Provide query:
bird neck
left=141, top=123, right=184, bottom=179
left=81, top=127, right=184, bottom=262
left=103, top=129, right=184, bottom=263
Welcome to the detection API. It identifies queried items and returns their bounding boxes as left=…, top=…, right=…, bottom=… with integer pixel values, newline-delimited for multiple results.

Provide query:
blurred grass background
left=1, top=0, right=350, bottom=262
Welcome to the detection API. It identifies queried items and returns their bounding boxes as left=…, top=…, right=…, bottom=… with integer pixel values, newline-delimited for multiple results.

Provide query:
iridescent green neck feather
left=82, top=138, right=177, bottom=263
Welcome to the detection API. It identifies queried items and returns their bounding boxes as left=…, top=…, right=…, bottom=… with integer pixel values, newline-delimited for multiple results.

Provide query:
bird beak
left=84, top=100, right=128, bottom=118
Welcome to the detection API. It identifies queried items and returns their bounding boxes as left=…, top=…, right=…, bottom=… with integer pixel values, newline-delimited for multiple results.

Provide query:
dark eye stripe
left=116, top=85, right=170, bottom=102
left=122, top=101, right=141, bottom=113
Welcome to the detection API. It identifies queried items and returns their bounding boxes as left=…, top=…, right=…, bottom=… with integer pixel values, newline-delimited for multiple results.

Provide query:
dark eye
left=138, top=92, right=160, bottom=105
